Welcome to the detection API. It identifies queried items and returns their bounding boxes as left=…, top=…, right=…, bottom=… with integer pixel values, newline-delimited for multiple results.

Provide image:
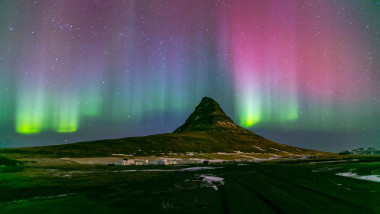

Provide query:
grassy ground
left=0, top=155, right=20, bottom=166
left=0, top=156, right=379, bottom=213
left=0, top=130, right=328, bottom=158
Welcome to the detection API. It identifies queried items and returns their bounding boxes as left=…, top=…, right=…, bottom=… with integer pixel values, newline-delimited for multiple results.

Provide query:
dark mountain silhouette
left=339, top=147, right=380, bottom=155
left=174, top=97, right=250, bottom=134
left=1, top=97, right=325, bottom=157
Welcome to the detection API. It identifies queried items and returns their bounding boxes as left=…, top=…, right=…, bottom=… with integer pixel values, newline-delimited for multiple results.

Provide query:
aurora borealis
left=0, top=0, right=379, bottom=151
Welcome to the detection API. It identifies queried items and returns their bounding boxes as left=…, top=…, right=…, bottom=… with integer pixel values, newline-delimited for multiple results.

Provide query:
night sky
left=0, top=0, right=379, bottom=152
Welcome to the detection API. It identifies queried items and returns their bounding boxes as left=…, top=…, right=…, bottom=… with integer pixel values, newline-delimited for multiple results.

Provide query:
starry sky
left=0, top=0, right=379, bottom=152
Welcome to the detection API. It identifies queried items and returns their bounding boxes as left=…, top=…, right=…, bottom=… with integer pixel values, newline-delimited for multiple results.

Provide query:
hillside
left=0, top=97, right=325, bottom=158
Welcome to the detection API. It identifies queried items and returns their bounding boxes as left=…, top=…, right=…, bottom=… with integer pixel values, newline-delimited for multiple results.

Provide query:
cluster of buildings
left=115, top=158, right=203, bottom=166
left=116, top=158, right=178, bottom=166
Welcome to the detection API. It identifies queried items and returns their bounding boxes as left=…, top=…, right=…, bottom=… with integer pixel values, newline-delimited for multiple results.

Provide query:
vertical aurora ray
left=15, top=68, right=48, bottom=134
left=0, top=49, right=12, bottom=126
left=239, top=87, right=262, bottom=127
left=225, top=1, right=300, bottom=128
left=0, top=71, right=13, bottom=125
left=78, top=64, right=104, bottom=118
left=219, top=0, right=376, bottom=130
left=292, top=0, right=374, bottom=130
left=14, top=23, right=53, bottom=134
left=15, top=92, right=47, bottom=134
left=53, top=95, right=79, bottom=133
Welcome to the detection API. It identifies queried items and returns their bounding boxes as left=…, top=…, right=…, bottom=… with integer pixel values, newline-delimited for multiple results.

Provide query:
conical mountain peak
left=174, top=97, right=248, bottom=133
left=194, top=97, right=226, bottom=116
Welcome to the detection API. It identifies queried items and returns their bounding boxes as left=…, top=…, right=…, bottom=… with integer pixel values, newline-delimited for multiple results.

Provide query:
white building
left=134, top=159, right=149, bottom=165
left=116, top=159, right=135, bottom=165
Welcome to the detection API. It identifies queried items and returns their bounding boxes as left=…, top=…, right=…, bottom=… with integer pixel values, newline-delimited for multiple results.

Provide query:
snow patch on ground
left=311, top=167, right=341, bottom=173
left=177, top=166, right=222, bottom=171
left=111, top=154, right=133, bottom=157
left=336, top=172, right=380, bottom=183
left=120, top=169, right=173, bottom=172
left=200, top=174, right=224, bottom=190
left=252, top=146, right=265, bottom=151
left=295, top=155, right=311, bottom=159
left=216, top=152, right=234, bottom=155
left=156, top=157, right=183, bottom=161
left=270, top=148, right=282, bottom=152
left=310, top=160, right=347, bottom=164
left=248, top=157, right=280, bottom=162
left=118, top=166, right=222, bottom=173
left=189, top=158, right=207, bottom=162
left=8, top=193, right=77, bottom=204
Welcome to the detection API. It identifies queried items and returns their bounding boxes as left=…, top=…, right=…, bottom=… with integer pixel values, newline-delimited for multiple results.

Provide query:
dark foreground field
left=1, top=157, right=380, bottom=214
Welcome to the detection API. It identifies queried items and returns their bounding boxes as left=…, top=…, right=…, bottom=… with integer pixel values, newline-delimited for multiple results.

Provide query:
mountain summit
left=174, top=97, right=248, bottom=133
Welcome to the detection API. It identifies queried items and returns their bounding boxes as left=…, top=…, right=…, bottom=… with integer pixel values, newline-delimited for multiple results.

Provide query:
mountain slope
left=174, top=97, right=249, bottom=134
left=339, top=147, right=380, bottom=155
left=1, top=97, right=325, bottom=158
